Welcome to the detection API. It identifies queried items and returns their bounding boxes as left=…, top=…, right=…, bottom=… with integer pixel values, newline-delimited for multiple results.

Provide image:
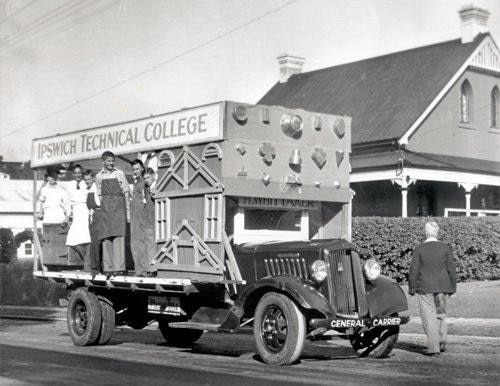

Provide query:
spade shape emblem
left=312, top=148, right=327, bottom=169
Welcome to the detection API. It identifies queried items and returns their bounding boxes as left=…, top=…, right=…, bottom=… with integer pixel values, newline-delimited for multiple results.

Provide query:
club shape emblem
left=259, top=142, right=276, bottom=164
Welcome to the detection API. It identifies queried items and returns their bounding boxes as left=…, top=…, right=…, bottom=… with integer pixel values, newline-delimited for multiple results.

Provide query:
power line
left=0, top=0, right=299, bottom=140
left=0, top=0, right=95, bottom=50
left=0, top=0, right=39, bottom=25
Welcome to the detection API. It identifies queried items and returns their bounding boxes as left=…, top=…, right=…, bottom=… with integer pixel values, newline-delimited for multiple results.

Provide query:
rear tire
left=158, top=320, right=204, bottom=347
left=253, top=292, right=306, bottom=366
left=97, top=297, right=116, bottom=345
left=67, top=288, right=102, bottom=346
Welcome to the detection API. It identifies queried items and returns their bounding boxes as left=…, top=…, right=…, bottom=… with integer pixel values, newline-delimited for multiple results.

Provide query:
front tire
left=253, top=292, right=306, bottom=366
left=158, top=320, right=204, bottom=347
left=349, top=325, right=399, bottom=358
left=67, top=288, right=102, bottom=346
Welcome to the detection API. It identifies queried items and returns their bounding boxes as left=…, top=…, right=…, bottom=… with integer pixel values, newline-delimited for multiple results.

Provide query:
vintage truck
left=31, top=101, right=409, bottom=366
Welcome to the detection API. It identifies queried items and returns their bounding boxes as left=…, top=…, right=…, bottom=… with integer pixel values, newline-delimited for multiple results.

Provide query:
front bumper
left=310, top=315, right=410, bottom=330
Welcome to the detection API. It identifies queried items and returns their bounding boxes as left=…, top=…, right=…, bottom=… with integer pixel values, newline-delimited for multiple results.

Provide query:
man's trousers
left=102, top=236, right=125, bottom=272
left=417, top=293, right=448, bottom=353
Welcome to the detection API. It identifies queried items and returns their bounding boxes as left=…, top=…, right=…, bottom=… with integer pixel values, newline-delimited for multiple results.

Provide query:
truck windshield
left=244, top=209, right=301, bottom=231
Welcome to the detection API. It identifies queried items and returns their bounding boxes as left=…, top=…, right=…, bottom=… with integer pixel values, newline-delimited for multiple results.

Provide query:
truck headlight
left=310, top=260, right=327, bottom=282
left=363, top=259, right=381, bottom=281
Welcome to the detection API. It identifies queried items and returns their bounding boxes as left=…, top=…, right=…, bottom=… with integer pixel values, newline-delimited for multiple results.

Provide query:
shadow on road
left=396, top=341, right=425, bottom=354
left=179, top=343, right=249, bottom=358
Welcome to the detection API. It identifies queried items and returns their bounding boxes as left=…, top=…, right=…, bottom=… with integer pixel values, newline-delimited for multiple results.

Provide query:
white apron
left=66, top=181, right=91, bottom=246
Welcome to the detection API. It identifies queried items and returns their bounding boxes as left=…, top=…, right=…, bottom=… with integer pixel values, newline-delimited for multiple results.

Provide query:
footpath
left=1, top=280, right=499, bottom=337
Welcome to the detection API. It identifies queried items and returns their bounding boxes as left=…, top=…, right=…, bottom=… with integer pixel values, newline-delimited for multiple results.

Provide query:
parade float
left=31, top=101, right=408, bottom=365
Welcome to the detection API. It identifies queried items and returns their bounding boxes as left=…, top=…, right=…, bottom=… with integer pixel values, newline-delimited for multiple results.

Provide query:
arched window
left=460, top=80, right=472, bottom=123
left=491, top=86, right=499, bottom=128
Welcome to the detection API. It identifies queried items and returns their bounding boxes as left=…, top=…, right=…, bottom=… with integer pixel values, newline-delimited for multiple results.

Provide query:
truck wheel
left=253, top=292, right=306, bottom=366
left=349, top=325, right=399, bottom=358
left=158, top=320, right=204, bottom=347
left=97, top=297, right=115, bottom=345
left=67, top=288, right=102, bottom=346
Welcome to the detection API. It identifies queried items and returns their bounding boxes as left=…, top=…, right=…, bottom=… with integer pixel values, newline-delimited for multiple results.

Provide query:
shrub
left=0, top=259, right=67, bottom=306
left=352, top=217, right=500, bottom=283
left=0, top=228, right=16, bottom=263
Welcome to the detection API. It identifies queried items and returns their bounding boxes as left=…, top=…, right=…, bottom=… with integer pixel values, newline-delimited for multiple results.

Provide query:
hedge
left=351, top=217, right=500, bottom=284
left=0, top=259, right=67, bottom=306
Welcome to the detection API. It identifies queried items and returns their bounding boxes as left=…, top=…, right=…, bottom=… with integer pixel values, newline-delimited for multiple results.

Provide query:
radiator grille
left=264, top=258, right=308, bottom=279
left=326, top=250, right=367, bottom=317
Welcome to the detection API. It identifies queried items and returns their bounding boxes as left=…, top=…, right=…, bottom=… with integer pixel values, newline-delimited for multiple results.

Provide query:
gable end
left=399, top=35, right=499, bottom=145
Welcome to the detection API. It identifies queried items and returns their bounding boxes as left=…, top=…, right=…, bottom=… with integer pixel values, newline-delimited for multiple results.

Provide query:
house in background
left=260, top=5, right=500, bottom=217
left=0, top=159, right=35, bottom=258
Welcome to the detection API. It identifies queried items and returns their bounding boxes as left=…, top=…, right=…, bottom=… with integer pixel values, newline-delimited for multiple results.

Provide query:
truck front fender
left=235, top=276, right=335, bottom=318
left=364, top=275, right=408, bottom=317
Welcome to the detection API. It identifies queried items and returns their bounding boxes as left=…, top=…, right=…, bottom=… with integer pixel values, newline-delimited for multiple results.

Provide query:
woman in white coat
left=66, top=165, right=91, bottom=269
left=37, top=170, right=69, bottom=224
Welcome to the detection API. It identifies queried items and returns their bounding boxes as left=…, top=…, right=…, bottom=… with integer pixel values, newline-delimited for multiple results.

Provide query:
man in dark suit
left=409, top=221, right=457, bottom=356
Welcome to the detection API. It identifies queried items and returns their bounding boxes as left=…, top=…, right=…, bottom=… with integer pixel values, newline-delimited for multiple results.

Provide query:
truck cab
left=31, top=101, right=408, bottom=365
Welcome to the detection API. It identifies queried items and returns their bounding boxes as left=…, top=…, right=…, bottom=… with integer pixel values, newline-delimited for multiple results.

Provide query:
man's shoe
left=423, top=351, right=441, bottom=357
left=145, top=271, right=157, bottom=278
left=440, top=343, right=446, bottom=353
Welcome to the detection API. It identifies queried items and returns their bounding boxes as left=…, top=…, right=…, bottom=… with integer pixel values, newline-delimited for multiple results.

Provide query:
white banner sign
left=239, top=197, right=318, bottom=210
left=31, top=103, right=224, bottom=167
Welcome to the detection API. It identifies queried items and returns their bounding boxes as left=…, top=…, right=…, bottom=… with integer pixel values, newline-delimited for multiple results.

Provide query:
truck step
left=168, top=322, right=222, bottom=332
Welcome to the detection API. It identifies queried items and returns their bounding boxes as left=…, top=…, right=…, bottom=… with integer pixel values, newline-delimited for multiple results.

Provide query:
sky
left=1, top=0, right=499, bottom=162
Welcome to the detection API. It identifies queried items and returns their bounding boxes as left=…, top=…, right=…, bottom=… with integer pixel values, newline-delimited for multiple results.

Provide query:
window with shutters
left=155, top=197, right=170, bottom=242
left=204, top=194, right=222, bottom=241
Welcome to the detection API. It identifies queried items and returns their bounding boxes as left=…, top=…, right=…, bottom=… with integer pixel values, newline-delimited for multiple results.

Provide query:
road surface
left=1, top=318, right=499, bottom=385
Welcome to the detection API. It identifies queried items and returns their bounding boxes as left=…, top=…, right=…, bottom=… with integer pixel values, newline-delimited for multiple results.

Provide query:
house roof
left=351, top=150, right=500, bottom=176
left=0, top=180, right=33, bottom=213
left=259, top=34, right=487, bottom=145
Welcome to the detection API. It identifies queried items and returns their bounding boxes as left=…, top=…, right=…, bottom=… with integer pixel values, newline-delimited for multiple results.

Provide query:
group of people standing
left=36, top=151, right=157, bottom=277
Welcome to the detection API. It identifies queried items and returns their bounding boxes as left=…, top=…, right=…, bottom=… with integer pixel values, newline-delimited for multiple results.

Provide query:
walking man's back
left=409, top=221, right=457, bottom=356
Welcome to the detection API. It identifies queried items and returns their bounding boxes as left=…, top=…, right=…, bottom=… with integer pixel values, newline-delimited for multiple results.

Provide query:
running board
left=168, top=322, right=222, bottom=332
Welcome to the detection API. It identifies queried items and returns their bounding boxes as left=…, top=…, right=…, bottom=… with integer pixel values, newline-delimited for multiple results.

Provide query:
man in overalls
left=130, top=162, right=157, bottom=276
left=83, top=169, right=102, bottom=275
left=95, top=151, right=130, bottom=275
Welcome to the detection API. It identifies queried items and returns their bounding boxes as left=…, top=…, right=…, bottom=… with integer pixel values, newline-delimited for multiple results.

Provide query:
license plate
left=148, top=296, right=184, bottom=315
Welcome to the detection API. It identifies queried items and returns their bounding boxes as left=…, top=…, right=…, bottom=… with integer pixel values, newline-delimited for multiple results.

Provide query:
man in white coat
left=66, top=164, right=91, bottom=270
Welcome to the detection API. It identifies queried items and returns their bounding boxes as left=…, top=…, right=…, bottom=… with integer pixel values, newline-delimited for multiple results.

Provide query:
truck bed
left=33, top=270, right=193, bottom=293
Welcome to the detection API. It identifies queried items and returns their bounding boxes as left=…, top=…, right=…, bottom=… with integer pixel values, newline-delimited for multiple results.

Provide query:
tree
left=14, top=229, right=34, bottom=249
left=0, top=228, right=17, bottom=264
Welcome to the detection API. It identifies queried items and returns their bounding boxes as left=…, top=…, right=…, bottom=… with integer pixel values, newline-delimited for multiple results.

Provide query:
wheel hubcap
left=261, top=305, right=288, bottom=353
left=73, top=300, right=88, bottom=336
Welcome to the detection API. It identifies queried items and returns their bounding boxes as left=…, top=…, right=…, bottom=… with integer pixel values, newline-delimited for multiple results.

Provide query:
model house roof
left=259, top=34, right=487, bottom=145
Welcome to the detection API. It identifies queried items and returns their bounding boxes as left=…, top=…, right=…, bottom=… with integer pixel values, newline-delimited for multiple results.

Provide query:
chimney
left=277, top=52, right=305, bottom=83
left=459, top=5, right=489, bottom=44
